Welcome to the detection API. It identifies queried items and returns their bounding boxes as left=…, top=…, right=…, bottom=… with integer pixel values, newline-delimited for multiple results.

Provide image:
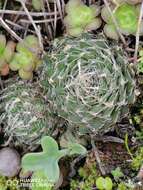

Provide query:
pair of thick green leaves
left=22, top=136, right=87, bottom=184
left=96, top=177, right=113, bottom=190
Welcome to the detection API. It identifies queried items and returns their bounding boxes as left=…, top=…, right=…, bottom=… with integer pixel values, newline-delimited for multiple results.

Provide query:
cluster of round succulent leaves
left=101, top=3, right=143, bottom=40
left=9, top=35, right=41, bottom=80
left=1, top=81, right=61, bottom=149
left=110, top=0, right=142, bottom=5
left=64, top=0, right=102, bottom=37
left=40, top=33, right=136, bottom=135
left=0, top=35, right=15, bottom=76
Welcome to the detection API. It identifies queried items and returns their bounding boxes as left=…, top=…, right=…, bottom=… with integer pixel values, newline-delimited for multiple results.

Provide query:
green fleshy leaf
left=0, top=35, right=6, bottom=56
left=22, top=152, right=47, bottom=171
left=96, top=177, right=113, bottom=190
left=41, top=136, right=59, bottom=153
left=22, top=136, right=86, bottom=183
left=68, top=143, right=87, bottom=155
left=114, top=3, right=138, bottom=34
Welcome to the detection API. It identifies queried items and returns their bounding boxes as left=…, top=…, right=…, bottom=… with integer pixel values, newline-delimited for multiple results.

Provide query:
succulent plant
left=110, top=0, right=142, bottom=5
left=0, top=35, right=15, bottom=76
left=101, top=3, right=143, bottom=40
left=64, top=0, right=102, bottom=36
left=96, top=177, right=113, bottom=190
left=40, top=33, right=136, bottom=135
left=9, top=35, right=42, bottom=80
left=22, top=136, right=86, bottom=184
left=1, top=81, right=62, bottom=150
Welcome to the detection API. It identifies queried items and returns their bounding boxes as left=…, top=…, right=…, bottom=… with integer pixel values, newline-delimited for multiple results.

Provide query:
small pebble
left=0, top=147, right=21, bottom=177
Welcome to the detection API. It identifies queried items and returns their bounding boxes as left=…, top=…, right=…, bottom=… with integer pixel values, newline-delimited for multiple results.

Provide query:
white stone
left=0, top=147, right=21, bottom=177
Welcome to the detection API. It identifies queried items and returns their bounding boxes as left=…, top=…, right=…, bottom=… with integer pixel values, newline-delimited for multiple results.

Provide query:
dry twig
left=0, top=17, right=22, bottom=41
left=17, top=0, right=43, bottom=50
left=0, top=9, right=59, bottom=17
left=91, top=136, right=106, bottom=175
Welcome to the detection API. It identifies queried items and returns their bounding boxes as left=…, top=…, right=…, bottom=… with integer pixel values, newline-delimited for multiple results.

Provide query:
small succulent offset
left=40, top=33, right=136, bottom=135
left=64, top=0, right=102, bottom=36
left=101, top=3, right=143, bottom=40
left=9, top=35, right=42, bottom=80
left=131, top=147, right=143, bottom=171
left=22, top=136, right=86, bottom=185
left=109, top=0, right=142, bottom=5
left=71, top=163, right=98, bottom=190
left=0, top=35, right=15, bottom=76
left=96, top=177, right=113, bottom=190
left=111, top=167, right=124, bottom=182
left=137, top=49, right=143, bottom=73
left=1, top=81, right=61, bottom=150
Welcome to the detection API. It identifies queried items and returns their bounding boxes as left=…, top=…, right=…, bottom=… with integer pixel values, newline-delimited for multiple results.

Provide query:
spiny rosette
left=0, top=81, right=61, bottom=150
left=40, top=33, right=136, bottom=134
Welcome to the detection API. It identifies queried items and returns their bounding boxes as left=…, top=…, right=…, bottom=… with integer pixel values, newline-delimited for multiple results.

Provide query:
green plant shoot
left=22, top=136, right=87, bottom=183
left=96, top=177, right=113, bottom=190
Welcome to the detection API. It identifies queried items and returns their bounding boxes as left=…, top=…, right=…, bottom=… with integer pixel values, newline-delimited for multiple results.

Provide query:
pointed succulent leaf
left=56, top=149, right=69, bottom=160
left=68, top=143, right=87, bottom=155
